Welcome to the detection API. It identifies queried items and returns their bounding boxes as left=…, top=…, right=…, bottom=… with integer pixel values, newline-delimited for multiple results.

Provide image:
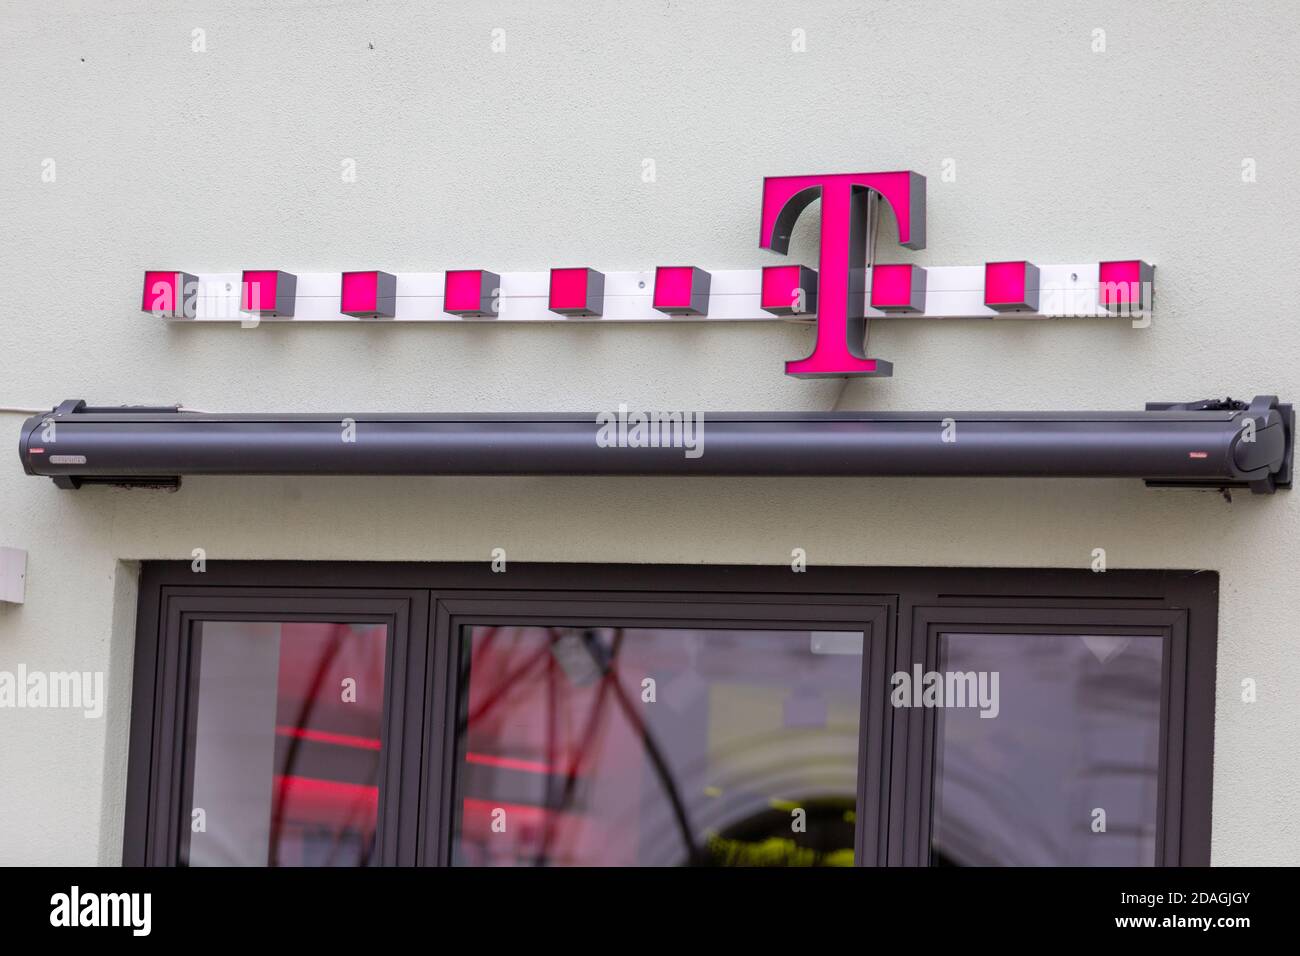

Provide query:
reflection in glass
left=179, top=621, right=388, bottom=866
left=451, top=626, right=865, bottom=866
left=929, top=632, right=1163, bottom=866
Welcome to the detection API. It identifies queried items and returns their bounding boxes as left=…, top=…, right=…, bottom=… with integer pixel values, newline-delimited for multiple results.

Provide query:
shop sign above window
left=140, top=170, right=1153, bottom=379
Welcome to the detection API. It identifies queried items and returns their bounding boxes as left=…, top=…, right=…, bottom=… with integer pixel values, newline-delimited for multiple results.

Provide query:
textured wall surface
left=1, top=1, right=1297, bottom=865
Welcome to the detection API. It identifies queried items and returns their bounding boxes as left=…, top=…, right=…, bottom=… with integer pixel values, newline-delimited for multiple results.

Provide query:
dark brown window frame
left=123, top=562, right=1217, bottom=866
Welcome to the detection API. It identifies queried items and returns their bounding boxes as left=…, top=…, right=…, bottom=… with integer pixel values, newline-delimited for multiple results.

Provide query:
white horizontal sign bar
left=167, top=264, right=1138, bottom=323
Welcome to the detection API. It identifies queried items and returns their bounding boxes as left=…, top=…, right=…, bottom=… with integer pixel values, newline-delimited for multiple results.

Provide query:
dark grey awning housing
left=18, top=396, right=1293, bottom=494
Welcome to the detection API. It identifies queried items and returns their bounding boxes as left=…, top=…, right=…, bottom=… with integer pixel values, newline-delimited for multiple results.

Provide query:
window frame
left=124, top=563, right=1217, bottom=867
left=897, top=607, right=1193, bottom=866
left=123, top=586, right=429, bottom=866
left=421, top=594, right=892, bottom=866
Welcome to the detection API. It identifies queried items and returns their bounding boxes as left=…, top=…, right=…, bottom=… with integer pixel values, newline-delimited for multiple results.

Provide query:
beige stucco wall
left=1, top=0, right=1297, bottom=865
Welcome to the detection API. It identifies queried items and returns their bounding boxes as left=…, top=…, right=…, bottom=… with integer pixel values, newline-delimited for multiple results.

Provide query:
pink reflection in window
left=181, top=621, right=388, bottom=866
left=451, top=626, right=864, bottom=867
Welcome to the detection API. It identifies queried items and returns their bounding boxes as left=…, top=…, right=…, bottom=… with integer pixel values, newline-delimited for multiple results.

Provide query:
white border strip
left=170, top=264, right=1136, bottom=323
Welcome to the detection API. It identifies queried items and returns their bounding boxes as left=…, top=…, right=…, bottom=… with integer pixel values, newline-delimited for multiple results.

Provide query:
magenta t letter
left=760, top=171, right=926, bottom=377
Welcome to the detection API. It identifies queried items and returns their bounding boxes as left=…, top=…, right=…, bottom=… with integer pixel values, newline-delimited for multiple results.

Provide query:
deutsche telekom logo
left=760, top=171, right=925, bottom=378
left=143, top=169, right=1153, bottom=379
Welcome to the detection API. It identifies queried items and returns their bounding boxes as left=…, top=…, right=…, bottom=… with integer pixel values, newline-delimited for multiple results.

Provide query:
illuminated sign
left=142, top=170, right=1153, bottom=378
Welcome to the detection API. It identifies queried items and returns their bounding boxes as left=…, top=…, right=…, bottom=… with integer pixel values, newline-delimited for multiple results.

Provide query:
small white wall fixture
left=0, top=547, right=27, bottom=604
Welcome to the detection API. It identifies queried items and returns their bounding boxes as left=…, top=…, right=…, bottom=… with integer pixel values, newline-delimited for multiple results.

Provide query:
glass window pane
left=179, top=621, right=388, bottom=866
left=451, top=626, right=865, bottom=866
left=929, top=632, right=1164, bottom=866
